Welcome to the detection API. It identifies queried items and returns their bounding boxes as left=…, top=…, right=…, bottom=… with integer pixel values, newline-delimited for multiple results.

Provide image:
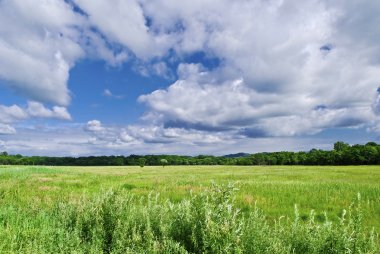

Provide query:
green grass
left=0, top=165, right=379, bottom=253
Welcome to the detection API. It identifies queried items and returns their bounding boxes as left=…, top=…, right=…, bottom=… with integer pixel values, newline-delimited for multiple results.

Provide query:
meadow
left=0, top=165, right=379, bottom=253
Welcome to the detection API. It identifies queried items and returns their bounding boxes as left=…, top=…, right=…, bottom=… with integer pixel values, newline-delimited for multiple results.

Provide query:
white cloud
left=250, top=107, right=374, bottom=137
left=0, top=102, right=71, bottom=133
left=0, top=0, right=132, bottom=108
left=83, top=30, right=129, bottom=66
left=0, top=104, right=29, bottom=124
left=140, top=64, right=378, bottom=137
left=0, top=124, right=16, bottom=135
left=84, top=120, right=105, bottom=132
left=74, top=0, right=173, bottom=59
left=125, top=124, right=230, bottom=145
left=0, top=0, right=86, bottom=106
left=27, top=101, right=71, bottom=120
left=103, top=89, right=124, bottom=99
left=119, top=130, right=135, bottom=143
left=84, top=120, right=137, bottom=145
left=103, top=89, right=112, bottom=97
left=0, top=124, right=92, bottom=156
left=1, top=0, right=380, bottom=153
left=138, top=1, right=380, bottom=138
left=84, top=119, right=232, bottom=147
left=0, top=119, right=374, bottom=156
left=133, top=61, right=175, bottom=80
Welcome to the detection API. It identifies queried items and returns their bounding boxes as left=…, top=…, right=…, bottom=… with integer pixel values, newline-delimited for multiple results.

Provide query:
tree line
left=1, top=141, right=380, bottom=166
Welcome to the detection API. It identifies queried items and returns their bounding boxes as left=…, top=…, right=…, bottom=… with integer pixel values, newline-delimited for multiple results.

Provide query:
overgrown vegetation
left=1, top=141, right=380, bottom=166
left=0, top=185, right=377, bottom=253
left=1, top=165, right=380, bottom=229
left=1, top=165, right=379, bottom=252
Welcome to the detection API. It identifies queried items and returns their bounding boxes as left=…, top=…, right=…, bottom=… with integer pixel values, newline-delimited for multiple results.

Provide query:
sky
left=0, top=0, right=380, bottom=156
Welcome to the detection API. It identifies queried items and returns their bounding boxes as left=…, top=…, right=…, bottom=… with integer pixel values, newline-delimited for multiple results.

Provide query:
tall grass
left=0, top=185, right=377, bottom=253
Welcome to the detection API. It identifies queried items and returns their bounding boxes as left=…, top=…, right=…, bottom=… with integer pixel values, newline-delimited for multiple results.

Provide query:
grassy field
left=0, top=165, right=379, bottom=253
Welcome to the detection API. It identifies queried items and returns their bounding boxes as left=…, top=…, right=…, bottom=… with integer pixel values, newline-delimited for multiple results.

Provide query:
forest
left=1, top=141, right=380, bottom=166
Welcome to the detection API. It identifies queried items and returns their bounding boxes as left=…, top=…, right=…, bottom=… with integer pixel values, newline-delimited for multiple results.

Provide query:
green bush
left=0, top=185, right=378, bottom=253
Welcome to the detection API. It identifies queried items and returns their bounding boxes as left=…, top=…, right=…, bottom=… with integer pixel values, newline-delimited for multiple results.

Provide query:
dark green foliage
left=2, top=141, right=380, bottom=166
left=0, top=186, right=377, bottom=253
left=139, top=157, right=146, bottom=168
left=160, top=159, right=168, bottom=167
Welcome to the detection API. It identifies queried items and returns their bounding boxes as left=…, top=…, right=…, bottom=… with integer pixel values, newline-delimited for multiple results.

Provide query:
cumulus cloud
left=245, top=107, right=374, bottom=137
left=0, top=124, right=93, bottom=156
left=1, top=0, right=380, bottom=153
left=137, top=1, right=380, bottom=138
left=0, top=122, right=343, bottom=156
left=140, top=63, right=378, bottom=137
left=0, top=102, right=71, bottom=133
left=0, top=124, right=16, bottom=135
left=84, top=120, right=137, bottom=145
left=77, top=119, right=374, bottom=156
left=84, top=119, right=233, bottom=147
left=84, top=120, right=105, bottom=132
left=0, top=0, right=85, bottom=106
left=0, top=0, right=134, bottom=129
left=0, top=104, right=28, bottom=124
left=26, top=101, right=71, bottom=120
left=125, top=124, right=230, bottom=145
left=135, top=61, right=174, bottom=80
left=74, top=0, right=173, bottom=59
left=0, top=0, right=131, bottom=108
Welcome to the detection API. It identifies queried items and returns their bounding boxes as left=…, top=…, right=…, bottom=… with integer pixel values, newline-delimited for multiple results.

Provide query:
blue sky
left=0, top=0, right=380, bottom=156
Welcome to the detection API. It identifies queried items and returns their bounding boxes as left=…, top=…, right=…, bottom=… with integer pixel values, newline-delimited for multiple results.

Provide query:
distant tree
left=139, top=158, right=146, bottom=168
left=113, top=157, right=124, bottom=166
left=365, top=142, right=377, bottom=146
left=160, top=159, right=168, bottom=167
left=2, top=141, right=380, bottom=166
left=334, top=141, right=350, bottom=151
